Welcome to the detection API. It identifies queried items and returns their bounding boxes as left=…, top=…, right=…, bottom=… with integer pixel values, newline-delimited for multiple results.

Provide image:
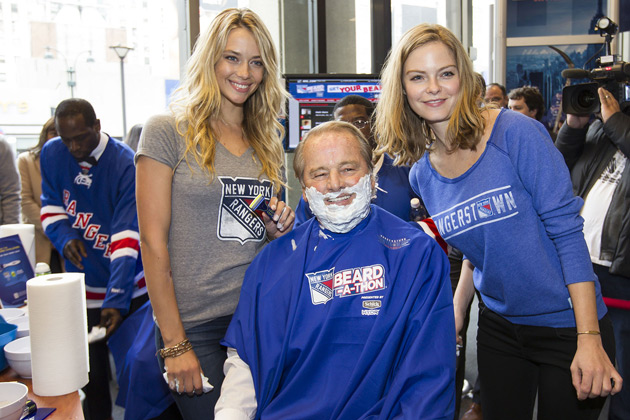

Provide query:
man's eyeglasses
left=351, top=119, right=369, bottom=129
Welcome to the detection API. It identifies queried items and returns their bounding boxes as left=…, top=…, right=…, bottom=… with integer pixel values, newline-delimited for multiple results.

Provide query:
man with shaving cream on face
left=215, top=121, right=455, bottom=420
left=293, top=94, right=425, bottom=225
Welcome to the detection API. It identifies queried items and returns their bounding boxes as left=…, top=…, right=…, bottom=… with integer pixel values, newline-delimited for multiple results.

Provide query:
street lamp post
left=110, top=45, right=133, bottom=139
left=44, top=47, right=94, bottom=98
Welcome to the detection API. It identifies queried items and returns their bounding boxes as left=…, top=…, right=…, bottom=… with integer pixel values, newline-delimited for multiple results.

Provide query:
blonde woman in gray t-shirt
left=136, top=8, right=294, bottom=419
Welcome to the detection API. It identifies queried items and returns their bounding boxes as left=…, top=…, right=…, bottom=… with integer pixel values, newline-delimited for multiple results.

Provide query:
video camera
left=561, top=17, right=630, bottom=115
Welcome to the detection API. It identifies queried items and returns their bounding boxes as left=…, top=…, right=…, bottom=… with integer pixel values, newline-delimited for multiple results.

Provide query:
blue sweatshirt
left=223, top=206, right=455, bottom=419
left=410, top=109, right=607, bottom=328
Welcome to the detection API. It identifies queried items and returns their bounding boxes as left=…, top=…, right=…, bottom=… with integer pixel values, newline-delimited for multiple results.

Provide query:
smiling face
left=215, top=26, right=265, bottom=109
left=402, top=41, right=460, bottom=134
left=56, top=114, right=101, bottom=162
left=301, top=130, right=371, bottom=207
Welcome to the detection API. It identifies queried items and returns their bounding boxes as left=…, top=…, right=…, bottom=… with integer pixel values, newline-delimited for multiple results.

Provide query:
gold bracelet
left=159, top=338, right=193, bottom=358
left=576, top=330, right=601, bottom=336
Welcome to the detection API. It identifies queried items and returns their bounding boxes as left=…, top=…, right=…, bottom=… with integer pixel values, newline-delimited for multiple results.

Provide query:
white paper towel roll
left=27, top=273, right=89, bottom=396
left=0, top=224, right=35, bottom=273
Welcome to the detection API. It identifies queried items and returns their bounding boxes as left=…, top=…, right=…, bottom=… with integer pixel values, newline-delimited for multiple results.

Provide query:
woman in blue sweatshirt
left=374, top=23, right=622, bottom=420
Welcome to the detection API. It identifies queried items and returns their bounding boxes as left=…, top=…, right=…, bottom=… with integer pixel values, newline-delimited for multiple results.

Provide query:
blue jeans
left=156, top=315, right=232, bottom=420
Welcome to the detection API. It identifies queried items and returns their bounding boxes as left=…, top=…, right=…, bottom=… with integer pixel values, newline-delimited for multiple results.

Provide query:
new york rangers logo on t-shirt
left=217, top=177, right=273, bottom=244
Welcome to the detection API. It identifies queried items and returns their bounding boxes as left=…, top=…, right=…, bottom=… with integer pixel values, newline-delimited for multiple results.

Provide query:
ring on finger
left=175, top=378, right=181, bottom=394
left=276, top=206, right=288, bottom=224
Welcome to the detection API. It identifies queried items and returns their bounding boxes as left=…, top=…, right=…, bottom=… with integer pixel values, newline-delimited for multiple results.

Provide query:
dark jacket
left=555, top=111, right=630, bottom=278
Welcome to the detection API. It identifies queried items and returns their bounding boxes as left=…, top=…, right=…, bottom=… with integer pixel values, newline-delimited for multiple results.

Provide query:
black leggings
left=477, top=304, right=615, bottom=420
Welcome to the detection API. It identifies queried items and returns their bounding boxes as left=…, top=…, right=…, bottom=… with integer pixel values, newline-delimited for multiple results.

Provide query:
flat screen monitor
left=283, top=73, right=381, bottom=150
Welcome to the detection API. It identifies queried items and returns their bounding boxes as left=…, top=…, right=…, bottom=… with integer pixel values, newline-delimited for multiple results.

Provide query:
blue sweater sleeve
left=505, top=116, right=595, bottom=286
left=105, top=154, right=141, bottom=314
left=40, top=141, right=82, bottom=254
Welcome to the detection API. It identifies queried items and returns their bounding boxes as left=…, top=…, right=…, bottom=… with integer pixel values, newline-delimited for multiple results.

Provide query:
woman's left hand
left=571, top=335, right=623, bottom=400
left=263, top=197, right=295, bottom=239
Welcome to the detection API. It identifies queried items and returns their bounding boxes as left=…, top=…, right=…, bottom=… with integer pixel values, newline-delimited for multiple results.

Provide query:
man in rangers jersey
left=215, top=121, right=455, bottom=419
left=40, top=98, right=147, bottom=420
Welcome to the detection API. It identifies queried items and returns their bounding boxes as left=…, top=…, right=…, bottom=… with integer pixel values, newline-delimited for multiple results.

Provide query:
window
left=1, top=0, right=180, bottom=144
left=392, top=0, right=447, bottom=44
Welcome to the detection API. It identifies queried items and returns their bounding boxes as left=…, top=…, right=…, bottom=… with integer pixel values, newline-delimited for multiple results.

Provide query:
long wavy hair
left=170, top=8, right=288, bottom=190
left=30, top=117, right=57, bottom=158
left=374, top=24, right=485, bottom=166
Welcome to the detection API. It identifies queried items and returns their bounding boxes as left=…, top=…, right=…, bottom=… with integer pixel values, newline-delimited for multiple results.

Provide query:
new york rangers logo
left=306, top=268, right=334, bottom=305
left=476, top=198, right=493, bottom=218
left=217, top=177, right=273, bottom=244
left=74, top=172, right=93, bottom=188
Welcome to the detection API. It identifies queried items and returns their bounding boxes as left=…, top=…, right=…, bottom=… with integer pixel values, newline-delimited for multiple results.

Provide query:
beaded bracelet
left=159, top=338, right=193, bottom=358
left=576, top=330, right=600, bottom=336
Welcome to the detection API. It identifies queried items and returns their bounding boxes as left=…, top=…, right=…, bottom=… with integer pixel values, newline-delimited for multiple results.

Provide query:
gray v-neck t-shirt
left=137, top=113, right=273, bottom=329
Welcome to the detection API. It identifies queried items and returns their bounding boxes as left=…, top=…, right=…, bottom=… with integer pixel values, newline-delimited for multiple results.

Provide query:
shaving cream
left=304, top=174, right=373, bottom=233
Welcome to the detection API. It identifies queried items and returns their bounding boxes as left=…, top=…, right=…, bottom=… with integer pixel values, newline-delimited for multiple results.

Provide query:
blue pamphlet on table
left=0, top=234, right=34, bottom=307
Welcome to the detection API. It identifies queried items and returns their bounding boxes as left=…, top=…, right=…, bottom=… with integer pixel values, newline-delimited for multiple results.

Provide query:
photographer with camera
left=556, top=86, right=629, bottom=420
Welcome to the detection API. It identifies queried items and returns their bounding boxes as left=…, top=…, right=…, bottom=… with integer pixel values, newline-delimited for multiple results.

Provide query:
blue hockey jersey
left=223, top=206, right=455, bottom=419
left=40, top=136, right=145, bottom=313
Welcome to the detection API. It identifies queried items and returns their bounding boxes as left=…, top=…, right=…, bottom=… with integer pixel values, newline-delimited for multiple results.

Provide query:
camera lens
left=562, top=82, right=600, bottom=115
left=577, top=89, right=597, bottom=108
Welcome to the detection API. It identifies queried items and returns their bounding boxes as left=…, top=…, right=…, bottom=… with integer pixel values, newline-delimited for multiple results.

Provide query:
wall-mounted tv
left=283, top=74, right=381, bottom=150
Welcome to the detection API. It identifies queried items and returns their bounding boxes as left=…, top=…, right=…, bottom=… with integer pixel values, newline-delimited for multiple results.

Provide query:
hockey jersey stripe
left=41, top=204, right=65, bottom=215
left=110, top=232, right=140, bottom=261
left=111, top=230, right=140, bottom=243
left=111, top=248, right=139, bottom=260
left=110, top=237, right=140, bottom=252
left=41, top=215, right=69, bottom=231
left=86, top=277, right=147, bottom=307
left=86, top=284, right=107, bottom=293
left=41, top=205, right=69, bottom=230
left=86, top=290, right=107, bottom=300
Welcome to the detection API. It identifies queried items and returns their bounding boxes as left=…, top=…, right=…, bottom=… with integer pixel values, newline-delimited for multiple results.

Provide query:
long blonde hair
left=170, top=8, right=288, bottom=190
left=374, top=24, right=484, bottom=166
